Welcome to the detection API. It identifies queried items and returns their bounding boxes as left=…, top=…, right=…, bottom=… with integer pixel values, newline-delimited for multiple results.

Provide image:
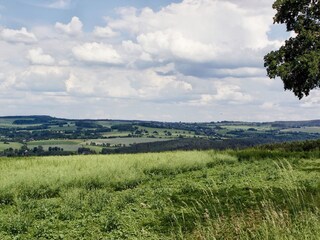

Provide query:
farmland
left=0, top=148, right=319, bottom=239
left=1, top=116, right=320, bottom=156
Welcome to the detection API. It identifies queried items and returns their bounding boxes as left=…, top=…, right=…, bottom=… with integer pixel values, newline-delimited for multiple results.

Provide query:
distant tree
left=264, top=0, right=320, bottom=99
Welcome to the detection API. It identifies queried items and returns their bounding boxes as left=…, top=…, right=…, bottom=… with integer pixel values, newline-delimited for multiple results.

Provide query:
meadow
left=0, top=149, right=319, bottom=239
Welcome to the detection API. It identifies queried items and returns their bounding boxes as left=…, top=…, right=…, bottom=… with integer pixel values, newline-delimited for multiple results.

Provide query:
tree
left=264, top=0, right=320, bottom=99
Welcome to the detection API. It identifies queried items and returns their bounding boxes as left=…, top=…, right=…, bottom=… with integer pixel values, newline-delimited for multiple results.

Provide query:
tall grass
left=0, top=150, right=319, bottom=239
left=0, top=151, right=235, bottom=200
left=169, top=160, right=320, bottom=239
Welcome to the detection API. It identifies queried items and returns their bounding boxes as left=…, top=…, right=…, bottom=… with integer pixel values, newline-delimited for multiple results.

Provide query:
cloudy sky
left=0, top=0, right=319, bottom=122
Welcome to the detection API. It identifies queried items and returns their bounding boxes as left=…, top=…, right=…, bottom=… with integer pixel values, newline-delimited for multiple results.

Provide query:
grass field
left=25, top=138, right=172, bottom=152
left=27, top=140, right=85, bottom=151
left=86, top=137, right=171, bottom=146
left=135, top=126, right=196, bottom=138
left=102, top=131, right=132, bottom=137
left=282, top=127, right=320, bottom=133
left=0, top=142, right=22, bottom=151
left=0, top=150, right=319, bottom=239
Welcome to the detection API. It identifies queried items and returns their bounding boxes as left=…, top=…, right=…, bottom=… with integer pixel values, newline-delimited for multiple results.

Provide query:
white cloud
left=260, top=102, right=280, bottom=110
left=48, top=0, right=71, bottom=9
left=72, top=42, right=123, bottom=64
left=137, top=30, right=218, bottom=62
left=213, top=83, right=253, bottom=103
left=107, top=0, right=277, bottom=66
left=212, top=67, right=266, bottom=78
left=189, top=82, right=253, bottom=105
left=300, top=90, right=320, bottom=108
left=2, top=0, right=319, bottom=121
left=93, top=26, right=118, bottom=38
left=15, top=66, right=68, bottom=92
left=0, top=73, right=15, bottom=91
left=0, top=27, right=37, bottom=43
left=27, top=48, right=55, bottom=65
left=121, top=40, right=152, bottom=62
left=66, top=68, right=192, bottom=100
left=55, top=16, right=83, bottom=36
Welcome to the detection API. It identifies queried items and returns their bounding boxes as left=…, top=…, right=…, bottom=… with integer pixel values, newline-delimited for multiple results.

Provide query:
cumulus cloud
left=0, top=27, right=37, bottom=43
left=189, top=82, right=252, bottom=105
left=72, top=42, right=123, bottom=64
left=137, top=30, right=218, bottom=62
left=2, top=0, right=317, bottom=121
left=213, top=83, right=253, bottom=103
left=107, top=0, right=278, bottom=66
left=27, top=48, right=55, bottom=65
left=260, top=102, right=280, bottom=110
left=300, top=90, right=320, bottom=108
left=93, top=26, right=118, bottom=38
left=66, top=68, right=192, bottom=100
left=15, top=66, right=68, bottom=92
left=55, top=16, right=83, bottom=36
left=212, top=68, right=266, bottom=78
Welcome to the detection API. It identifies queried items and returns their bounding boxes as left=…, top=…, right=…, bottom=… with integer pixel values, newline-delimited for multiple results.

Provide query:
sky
left=0, top=0, right=319, bottom=122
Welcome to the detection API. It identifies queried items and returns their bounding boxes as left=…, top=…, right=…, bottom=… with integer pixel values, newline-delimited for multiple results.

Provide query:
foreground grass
left=0, top=150, right=319, bottom=239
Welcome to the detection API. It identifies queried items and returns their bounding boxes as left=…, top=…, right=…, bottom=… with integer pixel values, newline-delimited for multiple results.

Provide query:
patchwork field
left=0, top=150, right=319, bottom=239
left=281, top=127, right=320, bottom=133
left=27, top=140, right=85, bottom=151
left=85, top=137, right=171, bottom=146
left=0, top=142, right=22, bottom=151
left=1, top=116, right=320, bottom=156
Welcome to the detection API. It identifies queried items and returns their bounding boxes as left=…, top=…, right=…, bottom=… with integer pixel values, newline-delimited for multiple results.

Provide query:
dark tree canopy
left=264, top=0, right=320, bottom=99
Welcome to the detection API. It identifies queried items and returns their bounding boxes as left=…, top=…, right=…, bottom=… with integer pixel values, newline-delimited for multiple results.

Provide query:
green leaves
left=265, top=0, right=320, bottom=99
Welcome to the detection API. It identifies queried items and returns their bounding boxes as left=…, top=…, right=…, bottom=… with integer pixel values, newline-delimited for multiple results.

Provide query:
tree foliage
left=264, top=0, right=320, bottom=99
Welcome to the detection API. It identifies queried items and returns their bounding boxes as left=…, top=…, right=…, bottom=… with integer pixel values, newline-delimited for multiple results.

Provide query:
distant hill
left=0, top=115, right=319, bottom=156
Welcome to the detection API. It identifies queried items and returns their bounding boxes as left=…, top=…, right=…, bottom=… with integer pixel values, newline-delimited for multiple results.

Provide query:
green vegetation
left=0, top=142, right=22, bottom=151
left=85, top=137, right=170, bottom=147
left=264, top=0, right=320, bottom=99
left=281, top=127, right=320, bottom=133
left=0, top=116, right=320, bottom=156
left=0, top=149, right=319, bottom=239
left=27, top=140, right=84, bottom=152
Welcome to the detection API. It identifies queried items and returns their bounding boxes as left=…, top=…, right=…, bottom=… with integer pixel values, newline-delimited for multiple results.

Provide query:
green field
left=86, top=137, right=171, bottom=146
left=102, top=131, right=132, bottom=137
left=282, top=127, right=320, bottom=133
left=27, top=140, right=84, bottom=151
left=135, top=126, right=196, bottom=138
left=0, top=142, right=22, bottom=151
left=0, top=150, right=319, bottom=239
left=25, top=138, right=172, bottom=152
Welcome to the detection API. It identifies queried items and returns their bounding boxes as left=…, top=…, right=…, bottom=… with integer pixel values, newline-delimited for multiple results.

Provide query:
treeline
left=0, top=146, right=100, bottom=157
left=100, top=137, right=281, bottom=154
left=101, top=135, right=320, bottom=155
left=137, top=122, right=220, bottom=136
left=257, top=139, right=320, bottom=152
left=12, top=116, right=53, bottom=125
left=0, top=146, right=74, bottom=157
left=1, top=138, right=320, bottom=157
left=271, top=120, right=320, bottom=128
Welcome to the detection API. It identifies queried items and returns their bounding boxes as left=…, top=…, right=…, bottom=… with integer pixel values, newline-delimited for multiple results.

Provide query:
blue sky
left=0, top=0, right=319, bottom=121
left=0, top=0, right=181, bottom=29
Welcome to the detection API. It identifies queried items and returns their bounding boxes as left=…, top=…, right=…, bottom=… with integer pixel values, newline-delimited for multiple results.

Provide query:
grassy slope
left=0, top=150, right=319, bottom=239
